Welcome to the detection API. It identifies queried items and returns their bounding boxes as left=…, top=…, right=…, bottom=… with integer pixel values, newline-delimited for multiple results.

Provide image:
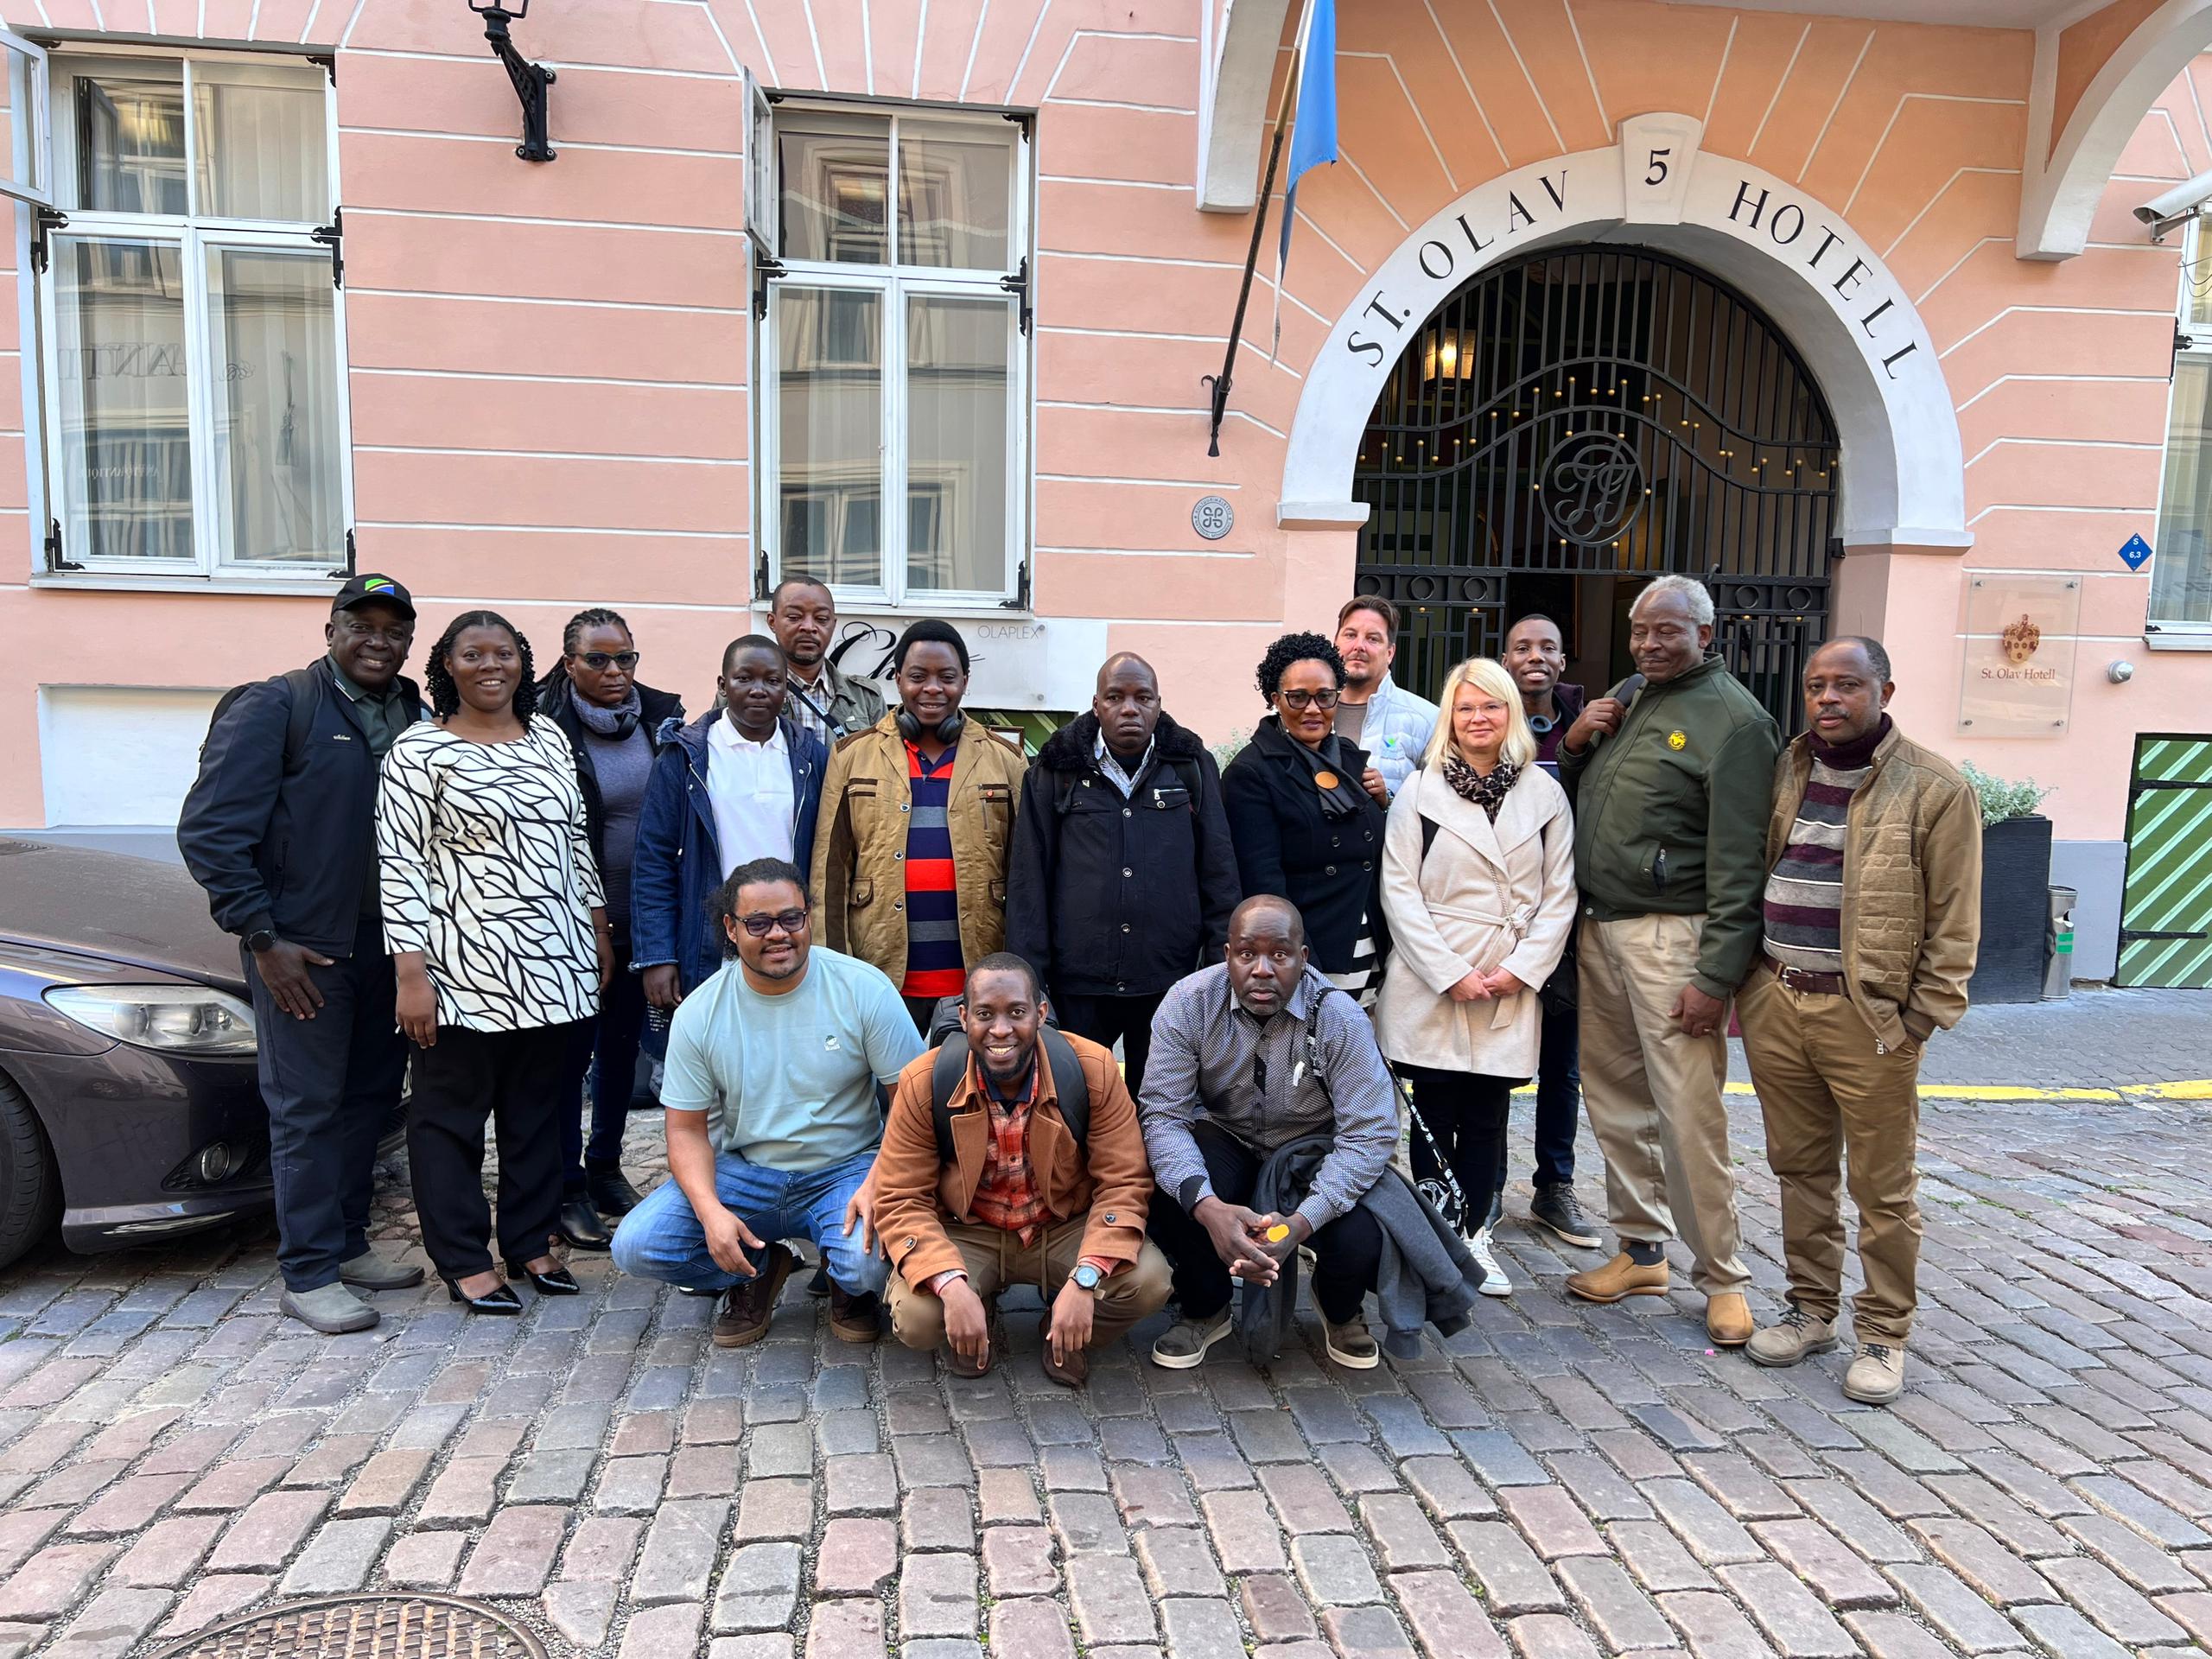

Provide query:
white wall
left=37, top=685, right=224, bottom=827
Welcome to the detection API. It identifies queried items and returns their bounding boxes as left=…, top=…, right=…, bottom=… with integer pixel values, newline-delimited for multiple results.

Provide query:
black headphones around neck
left=895, top=707, right=966, bottom=745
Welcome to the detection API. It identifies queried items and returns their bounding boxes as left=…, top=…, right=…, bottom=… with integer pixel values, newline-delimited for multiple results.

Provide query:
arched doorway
left=1351, top=244, right=1839, bottom=730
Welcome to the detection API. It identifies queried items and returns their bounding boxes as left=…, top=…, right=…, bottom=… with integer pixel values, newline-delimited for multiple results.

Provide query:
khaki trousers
left=887, top=1212, right=1173, bottom=1353
left=1738, top=967, right=1923, bottom=1342
left=1578, top=912, right=1748, bottom=1295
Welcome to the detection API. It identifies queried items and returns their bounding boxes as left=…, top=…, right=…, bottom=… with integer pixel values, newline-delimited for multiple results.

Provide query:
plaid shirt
left=969, top=1058, right=1050, bottom=1243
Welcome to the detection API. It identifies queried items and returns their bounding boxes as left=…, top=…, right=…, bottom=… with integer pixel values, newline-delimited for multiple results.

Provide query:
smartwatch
left=245, top=928, right=278, bottom=954
left=1071, top=1263, right=1103, bottom=1294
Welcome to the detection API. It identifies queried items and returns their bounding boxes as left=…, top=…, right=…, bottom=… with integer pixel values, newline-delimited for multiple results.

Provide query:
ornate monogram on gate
left=1540, top=432, right=1642, bottom=546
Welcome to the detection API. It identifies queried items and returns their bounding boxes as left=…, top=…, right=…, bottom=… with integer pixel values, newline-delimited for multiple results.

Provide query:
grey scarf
left=571, top=681, right=642, bottom=739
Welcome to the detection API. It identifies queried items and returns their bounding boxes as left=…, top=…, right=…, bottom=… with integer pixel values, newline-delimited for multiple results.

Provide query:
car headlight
left=43, top=984, right=257, bottom=1056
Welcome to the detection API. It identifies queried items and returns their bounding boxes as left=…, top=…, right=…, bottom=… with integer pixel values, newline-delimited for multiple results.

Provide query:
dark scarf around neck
left=571, top=679, right=643, bottom=739
left=1277, top=720, right=1367, bottom=821
left=1808, top=713, right=1891, bottom=770
left=1441, top=751, right=1520, bottom=821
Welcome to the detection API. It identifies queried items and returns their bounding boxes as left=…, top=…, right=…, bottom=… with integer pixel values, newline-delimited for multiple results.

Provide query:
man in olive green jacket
left=1741, top=637, right=1980, bottom=1405
left=1557, top=575, right=1781, bottom=1345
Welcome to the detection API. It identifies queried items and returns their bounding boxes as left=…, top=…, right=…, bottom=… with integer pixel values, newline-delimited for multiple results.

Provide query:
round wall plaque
left=1192, top=495, right=1235, bottom=541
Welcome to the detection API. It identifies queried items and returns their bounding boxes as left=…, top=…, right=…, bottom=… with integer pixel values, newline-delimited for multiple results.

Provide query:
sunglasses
left=577, top=651, right=639, bottom=671
left=1279, top=687, right=1341, bottom=711
left=738, top=908, right=810, bottom=937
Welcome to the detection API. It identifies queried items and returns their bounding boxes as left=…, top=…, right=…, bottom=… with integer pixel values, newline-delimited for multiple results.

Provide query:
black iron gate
left=1351, top=244, right=1840, bottom=730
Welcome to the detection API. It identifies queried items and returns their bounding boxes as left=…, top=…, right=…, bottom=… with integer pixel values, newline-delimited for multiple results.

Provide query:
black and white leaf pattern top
left=377, top=715, right=605, bottom=1033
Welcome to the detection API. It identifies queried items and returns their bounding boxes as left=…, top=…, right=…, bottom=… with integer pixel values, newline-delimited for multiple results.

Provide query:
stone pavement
left=2, top=998, right=2211, bottom=1658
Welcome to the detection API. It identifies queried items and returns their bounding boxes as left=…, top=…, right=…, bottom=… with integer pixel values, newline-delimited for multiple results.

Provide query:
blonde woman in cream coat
left=1375, top=656, right=1577, bottom=1296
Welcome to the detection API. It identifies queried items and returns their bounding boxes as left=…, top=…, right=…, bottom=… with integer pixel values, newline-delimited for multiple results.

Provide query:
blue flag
left=1277, top=0, right=1338, bottom=283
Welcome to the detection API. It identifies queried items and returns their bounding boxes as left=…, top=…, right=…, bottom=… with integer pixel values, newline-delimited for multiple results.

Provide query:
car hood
left=0, top=839, right=247, bottom=993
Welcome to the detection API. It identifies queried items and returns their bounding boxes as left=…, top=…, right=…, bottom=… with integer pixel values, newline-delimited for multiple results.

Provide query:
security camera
left=2135, top=168, right=2212, bottom=237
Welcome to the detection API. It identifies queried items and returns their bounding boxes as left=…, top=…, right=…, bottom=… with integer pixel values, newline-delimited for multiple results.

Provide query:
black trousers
left=245, top=913, right=407, bottom=1294
left=406, top=1020, right=578, bottom=1280
left=560, top=926, right=652, bottom=1192
left=1403, top=1065, right=1515, bottom=1230
left=1051, top=990, right=1166, bottom=1096
left=1146, top=1120, right=1382, bottom=1325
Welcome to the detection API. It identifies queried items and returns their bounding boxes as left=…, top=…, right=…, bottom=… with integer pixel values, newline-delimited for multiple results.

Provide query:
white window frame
left=33, top=48, right=351, bottom=583
left=755, top=96, right=1033, bottom=613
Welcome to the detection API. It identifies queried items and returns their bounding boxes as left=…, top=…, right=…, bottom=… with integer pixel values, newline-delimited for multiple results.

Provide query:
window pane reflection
left=780, top=119, right=890, bottom=264
left=779, top=287, right=884, bottom=590
left=208, top=248, right=343, bottom=564
left=77, top=78, right=187, bottom=215
left=2154, top=356, right=2212, bottom=626
left=55, top=238, right=193, bottom=563
left=194, top=75, right=329, bottom=222
left=898, top=124, right=1010, bottom=270
left=906, top=295, right=1008, bottom=594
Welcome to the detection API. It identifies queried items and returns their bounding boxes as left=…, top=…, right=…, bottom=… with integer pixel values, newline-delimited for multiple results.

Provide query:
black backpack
left=201, top=665, right=322, bottom=770
left=924, top=995, right=1090, bottom=1161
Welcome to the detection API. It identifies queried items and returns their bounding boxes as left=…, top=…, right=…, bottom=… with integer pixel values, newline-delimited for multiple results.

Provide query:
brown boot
left=1566, top=1251, right=1669, bottom=1303
left=712, top=1243, right=796, bottom=1349
left=1705, top=1291, right=1753, bottom=1347
left=828, top=1283, right=881, bottom=1344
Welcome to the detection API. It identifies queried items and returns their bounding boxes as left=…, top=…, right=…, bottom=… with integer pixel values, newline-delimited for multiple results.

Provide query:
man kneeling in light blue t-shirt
left=611, top=856, right=923, bottom=1346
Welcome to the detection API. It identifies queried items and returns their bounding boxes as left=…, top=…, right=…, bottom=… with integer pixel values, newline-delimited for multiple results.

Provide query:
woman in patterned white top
left=378, top=611, right=613, bottom=1313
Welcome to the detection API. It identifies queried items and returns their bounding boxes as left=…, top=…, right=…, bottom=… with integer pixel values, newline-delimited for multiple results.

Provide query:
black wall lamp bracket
left=468, top=0, right=556, bottom=162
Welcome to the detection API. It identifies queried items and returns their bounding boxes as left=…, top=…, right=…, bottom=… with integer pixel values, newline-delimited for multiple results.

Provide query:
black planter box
left=1969, top=814, right=2052, bottom=1006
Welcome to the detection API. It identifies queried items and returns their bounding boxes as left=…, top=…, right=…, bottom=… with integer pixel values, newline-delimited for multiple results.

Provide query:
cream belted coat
left=1374, top=761, right=1579, bottom=1077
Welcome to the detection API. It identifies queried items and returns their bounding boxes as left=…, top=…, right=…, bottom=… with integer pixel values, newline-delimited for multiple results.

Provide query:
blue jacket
left=178, top=658, right=426, bottom=958
left=1358, top=671, right=1443, bottom=798
left=631, top=711, right=827, bottom=992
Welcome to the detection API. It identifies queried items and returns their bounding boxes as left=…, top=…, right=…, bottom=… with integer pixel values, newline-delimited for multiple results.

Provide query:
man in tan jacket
left=1739, top=636, right=1980, bottom=1404
left=811, top=620, right=1027, bottom=1032
left=873, top=953, right=1171, bottom=1386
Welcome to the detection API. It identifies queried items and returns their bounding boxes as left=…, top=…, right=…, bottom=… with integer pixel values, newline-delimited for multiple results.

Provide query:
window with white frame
left=30, top=51, right=347, bottom=577
left=2153, top=219, right=2212, bottom=631
left=752, top=95, right=1030, bottom=609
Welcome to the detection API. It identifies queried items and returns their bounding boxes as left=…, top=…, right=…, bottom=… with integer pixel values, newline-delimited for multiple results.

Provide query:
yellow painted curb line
left=1497, top=1079, right=2212, bottom=1104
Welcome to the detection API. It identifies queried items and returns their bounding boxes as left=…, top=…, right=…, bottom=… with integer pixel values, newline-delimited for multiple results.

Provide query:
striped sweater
left=1760, top=721, right=1889, bottom=974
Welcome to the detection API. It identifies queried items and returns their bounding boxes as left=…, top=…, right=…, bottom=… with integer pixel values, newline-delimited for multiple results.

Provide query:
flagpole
left=1204, top=3, right=1311, bottom=459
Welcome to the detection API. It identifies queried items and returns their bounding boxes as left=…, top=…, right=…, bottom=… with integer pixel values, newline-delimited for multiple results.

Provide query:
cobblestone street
left=3, top=996, right=2211, bottom=1659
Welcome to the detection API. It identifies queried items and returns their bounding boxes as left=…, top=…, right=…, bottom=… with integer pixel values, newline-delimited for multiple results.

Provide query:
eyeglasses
left=1278, top=688, right=1341, bottom=711
left=738, top=908, right=810, bottom=937
left=578, top=651, right=640, bottom=671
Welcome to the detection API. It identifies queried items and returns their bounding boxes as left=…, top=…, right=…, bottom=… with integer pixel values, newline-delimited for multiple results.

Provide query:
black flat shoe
left=444, top=1279, right=522, bottom=1315
left=555, top=1196, right=612, bottom=1251
left=506, top=1262, right=581, bottom=1295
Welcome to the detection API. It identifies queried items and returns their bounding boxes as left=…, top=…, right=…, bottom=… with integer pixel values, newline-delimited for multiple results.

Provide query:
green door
left=2117, top=734, right=2212, bottom=988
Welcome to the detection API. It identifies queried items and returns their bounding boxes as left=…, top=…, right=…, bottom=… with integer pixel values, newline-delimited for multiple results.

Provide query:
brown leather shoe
left=1041, top=1344, right=1089, bottom=1388
left=1706, top=1291, right=1754, bottom=1347
left=828, top=1284, right=881, bottom=1344
left=712, top=1243, right=795, bottom=1349
left=944, top=1344, right=992, bottom=1378
left=1565, top=1251, right=1669, bottom=1303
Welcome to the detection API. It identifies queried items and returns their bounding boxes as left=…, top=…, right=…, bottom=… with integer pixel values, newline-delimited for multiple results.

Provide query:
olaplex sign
left=1281, top=112, right=1961, bottom=542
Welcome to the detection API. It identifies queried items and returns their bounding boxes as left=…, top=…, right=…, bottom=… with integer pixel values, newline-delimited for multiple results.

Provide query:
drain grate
left=149, top=1594, right=549, bottom=1659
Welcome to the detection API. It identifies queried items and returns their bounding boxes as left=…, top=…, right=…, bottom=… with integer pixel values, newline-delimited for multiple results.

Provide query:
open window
left=0, top=29, right=51, bottom=207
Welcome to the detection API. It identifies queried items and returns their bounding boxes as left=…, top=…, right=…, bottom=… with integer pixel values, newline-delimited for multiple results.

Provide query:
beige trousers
left=1738, top=968, right=1923, bottom=1342
left=1578, top=912, right=1748, bottom=1296
left=887, top=1212, right=1173, bottom=1353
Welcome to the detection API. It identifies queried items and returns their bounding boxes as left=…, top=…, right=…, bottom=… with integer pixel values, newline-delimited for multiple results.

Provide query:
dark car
left=0, top=837, right=273, bottom=1269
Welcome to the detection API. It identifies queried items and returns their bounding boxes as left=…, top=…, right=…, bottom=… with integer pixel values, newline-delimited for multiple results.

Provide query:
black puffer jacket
left=1004, top=711, right=1241, bottom=999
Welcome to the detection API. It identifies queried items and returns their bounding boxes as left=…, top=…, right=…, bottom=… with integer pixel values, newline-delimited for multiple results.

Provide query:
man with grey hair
left=1555, top=575, right=1781, bottom=1347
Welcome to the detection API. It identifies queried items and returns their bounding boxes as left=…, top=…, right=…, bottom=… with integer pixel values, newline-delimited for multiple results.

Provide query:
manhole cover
left=149, top=1593, right=548, bottom=1659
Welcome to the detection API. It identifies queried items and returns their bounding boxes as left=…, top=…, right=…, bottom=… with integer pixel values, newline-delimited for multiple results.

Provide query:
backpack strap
left=931, top=1028, right=1090, bottom=1164
left=278, top=665, right=321, bottom=769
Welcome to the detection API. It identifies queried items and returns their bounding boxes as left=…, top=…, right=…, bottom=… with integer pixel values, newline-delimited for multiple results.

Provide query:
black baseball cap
left=333, top=573, right=416, bottom=620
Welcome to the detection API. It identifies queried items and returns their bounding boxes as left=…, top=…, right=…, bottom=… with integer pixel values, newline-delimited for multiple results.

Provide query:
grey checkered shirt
left=1137, top=963, right=1399, bottom=1235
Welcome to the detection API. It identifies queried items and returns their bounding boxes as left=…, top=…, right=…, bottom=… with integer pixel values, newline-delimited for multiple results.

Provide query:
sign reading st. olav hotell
left=1331, top=113, right=1936, bottom=397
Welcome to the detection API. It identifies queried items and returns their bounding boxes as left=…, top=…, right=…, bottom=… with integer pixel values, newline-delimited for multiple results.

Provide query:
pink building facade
left=3, top=0, right=2212, bottom=983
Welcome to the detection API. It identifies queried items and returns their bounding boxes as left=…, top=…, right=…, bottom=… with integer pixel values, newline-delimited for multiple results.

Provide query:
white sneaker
left=1470, top=1225, right=1513, bottom=1297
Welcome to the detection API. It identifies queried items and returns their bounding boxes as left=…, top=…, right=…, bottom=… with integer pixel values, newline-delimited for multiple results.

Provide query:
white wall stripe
left=1880, top=166, right=2020, bottom=261
left=1938, top=303, right=2169, bottom=359
left=1748, top=23, right=1811, bottom=161
left=960, top=0, right=993, bottom=102
left=354, top=366, right=749, bottom=391
left=739, top=0, right=779, bottom=84
left=861, top=0, right=876, bottom=93
left=1560, top=0, right=1608, bottom=141
left=1037, top=474, right=1242, bottom=488
left=912, top=0, right=929, bottom=99
left=338, top=127, right=742, bottom=160
left=358, top=446, right=744, bottom=465
left=1916, top=234, right=2007, bottom=306
left=348, top=288, right=744, bottom=316
left=356, top=523, right=750, bottom=538
left=1957, top=372, right=2170, bottom=411
left=1050, top=96, right=1198, bottom=114
left=1008, top=0, right=1058, bottom=100
left=1967, top=502, right=2155, bottom=524
left=801, top=0, right=828, bottom=88
left=342, top=48, right=741, bottom=81
left=1342, top=52, right=1459, bottom=194
left=1484, top=0, right=1566, bottom=154
left=1964, top=435, right=2164, bottom=467
left=1705, top=16, right=1738, bottom=130
left=346, top=206, right=741, bottom=237
left=1419, top=0, right=1505, bottom=168
left=1846, top=92, right=2029, bottom=215
left=1802, top=29, right=1876, bottom=181
left=1334, top=147, right=1412, bottom=232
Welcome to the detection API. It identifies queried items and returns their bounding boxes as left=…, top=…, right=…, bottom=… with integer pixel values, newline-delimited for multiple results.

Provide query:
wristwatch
left=1071, top=1263, right=1104, bottom=1294
left=245, top=928, right=278, bottom=954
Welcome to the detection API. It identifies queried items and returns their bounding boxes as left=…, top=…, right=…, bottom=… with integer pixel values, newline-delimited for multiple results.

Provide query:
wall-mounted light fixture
left=468, top=0, right=556, bottom=162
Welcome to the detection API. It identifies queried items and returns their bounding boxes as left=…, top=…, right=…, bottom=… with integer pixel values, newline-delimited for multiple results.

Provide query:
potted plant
left=1961, top=762, right=2055, bottom=1006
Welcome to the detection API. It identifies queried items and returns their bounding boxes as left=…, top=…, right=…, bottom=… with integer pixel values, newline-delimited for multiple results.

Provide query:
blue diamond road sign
left=2120, top=533, right=2153, bottom=571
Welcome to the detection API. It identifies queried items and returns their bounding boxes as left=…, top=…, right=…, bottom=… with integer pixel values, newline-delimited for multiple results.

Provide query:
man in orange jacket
left=870, top=952, right=1171, bottom=1386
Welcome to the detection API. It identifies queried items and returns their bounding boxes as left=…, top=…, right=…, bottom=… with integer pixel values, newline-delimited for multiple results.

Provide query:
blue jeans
left=610, top=1147, right=888, bottom=1295
left=1495, top=1001, right=1581, bottom=1192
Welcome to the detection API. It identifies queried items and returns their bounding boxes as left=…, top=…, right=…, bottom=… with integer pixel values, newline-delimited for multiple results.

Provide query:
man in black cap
left=181, top=574, right=429, bottom=1333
